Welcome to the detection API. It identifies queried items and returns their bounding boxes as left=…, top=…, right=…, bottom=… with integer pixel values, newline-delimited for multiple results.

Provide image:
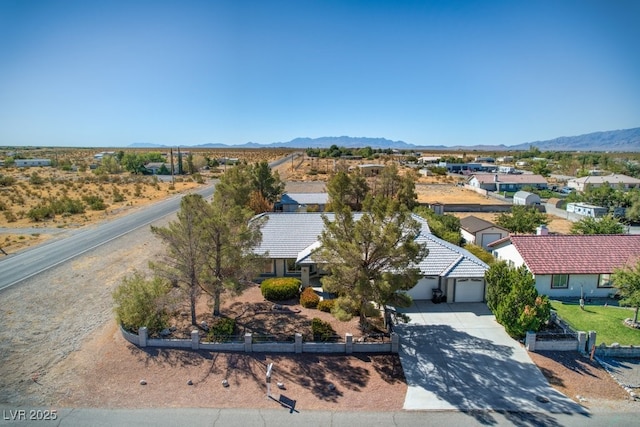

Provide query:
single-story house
left=252, top=212, right=489, bottom=302
left=15, top=159, right=52, bottom=167
left=488, top=234, right=640, bottom=298
left=567, top=174, right=640, bottom=192
left=513, top=190, right=541, bottom=206
left=468, top=173, right=548, bottom=193
left=459, top=216, right=509, bottom=250
left=353, top=164, right=386, bottom=176
left=145, top=162, right=171, bottom=174
left=274, top=193, right=329, bottom=212
left=566, top=202, right=608, bottom=218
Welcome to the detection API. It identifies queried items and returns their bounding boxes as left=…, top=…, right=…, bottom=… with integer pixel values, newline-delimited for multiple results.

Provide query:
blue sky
left=0, top=0, right=638, bottom=147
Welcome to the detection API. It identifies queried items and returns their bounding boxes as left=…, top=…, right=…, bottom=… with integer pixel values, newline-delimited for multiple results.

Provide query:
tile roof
left=570, top=174, right=640, bottom=185
left=253, top=212, right=487, bottom=278
left=471, top=173, right=548, bottom=184
left=509, top=234, right=640, bottom=275
left=414, top=234, right=488, bottom=277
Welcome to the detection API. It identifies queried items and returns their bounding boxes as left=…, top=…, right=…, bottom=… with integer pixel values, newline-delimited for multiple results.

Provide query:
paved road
left=0, top=407, right=637, bottom=427
left=0, top=154, right=295, bottom=292
left=0, top=184, right=215, bottom=292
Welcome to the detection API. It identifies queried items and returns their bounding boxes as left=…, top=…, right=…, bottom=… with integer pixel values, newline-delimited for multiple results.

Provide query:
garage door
left=454, top=279, right=485, bottom=302
left=407, top=277, right=438, bottom=300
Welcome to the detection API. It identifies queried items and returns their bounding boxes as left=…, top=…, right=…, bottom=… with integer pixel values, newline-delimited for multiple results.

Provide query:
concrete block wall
left=120, top=326, right=399, bottom=355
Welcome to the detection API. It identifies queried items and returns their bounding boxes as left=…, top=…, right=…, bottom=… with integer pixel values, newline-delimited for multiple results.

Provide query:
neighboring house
left=252, top=212, right=489, bottom=302
left=567, top=174, right=640, bottom=192
left=566, top=202, right=608, bottom=218
left=467, top=173, right=548, bottom=193
left=513, top=190, right=541, bottom=206
left=354, top=164, right=386, bottom=176
left=145, top=162, right=171, bottom=174
left=489, top=234, right=640, bottom=298
left=15, top=159, right=52, bottom=167
left=460, top=216, right=509, bottom=250
left=274, top=193, right=329, bottom=212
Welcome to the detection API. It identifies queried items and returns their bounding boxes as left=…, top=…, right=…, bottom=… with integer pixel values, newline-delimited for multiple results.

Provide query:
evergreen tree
left=317, top=196, right=428, bottom=328
left=151, top=194, right=209, bottom=326
left=612, top=258, right=640, bottom=324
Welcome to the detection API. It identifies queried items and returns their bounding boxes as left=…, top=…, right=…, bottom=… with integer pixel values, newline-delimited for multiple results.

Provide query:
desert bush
left=299, top=287, right=320, bottom=308
left=112, top=187, right=125, bottom=202
left=3, top=210, right=17, bottom=222
left=49, top=197, right=85, bottom=215
left=206, top=317, right=236, bottom=342
left=317, top=299, right=336, bottom=312
left=0, top=200, right=6, bottom=211
left=0, top=175, right=16, bottom=186
left=260, top=277, right=301, bottom=301
left=29, top=172, right=44, bottom=186
left=27, top=204, right=55, bottom=221
left=311, top=317, right=337, bottom=342
left=331, top=296, right=360, bottom=321
left=82, top=195, right=107, bottom=210
left=112, top=272, right=171, bottom=336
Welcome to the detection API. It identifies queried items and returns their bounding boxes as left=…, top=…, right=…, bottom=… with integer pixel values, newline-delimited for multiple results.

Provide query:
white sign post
left=266, top=363, right=273, bottom=398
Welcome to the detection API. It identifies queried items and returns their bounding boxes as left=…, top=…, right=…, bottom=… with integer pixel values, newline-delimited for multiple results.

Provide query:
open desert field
left=0, top=147, right=294, bottom=254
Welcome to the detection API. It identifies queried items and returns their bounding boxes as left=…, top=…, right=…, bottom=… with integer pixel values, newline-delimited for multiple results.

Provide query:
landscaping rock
left=139, top=379, right=147, bottom=385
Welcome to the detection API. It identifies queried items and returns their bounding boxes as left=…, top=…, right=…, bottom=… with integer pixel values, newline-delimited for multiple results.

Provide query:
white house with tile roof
left=252, top=212, right=489, bottom=302
left=489, top=234, right=640, bottom=298
left=567, top=174, right=640, bottom=192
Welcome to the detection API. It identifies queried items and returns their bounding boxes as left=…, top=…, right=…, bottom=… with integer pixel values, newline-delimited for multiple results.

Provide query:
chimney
left=536, top=225, right=548, bottom=235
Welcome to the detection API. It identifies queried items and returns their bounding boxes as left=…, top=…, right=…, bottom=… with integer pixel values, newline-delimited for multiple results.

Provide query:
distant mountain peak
left=126, top=127, right=640, bottom=152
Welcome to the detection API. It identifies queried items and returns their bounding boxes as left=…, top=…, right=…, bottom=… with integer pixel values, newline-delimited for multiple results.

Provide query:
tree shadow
left=127, top=345, right=212, bottom=369
left=268, top=354, right=371, bottom=402
left=396, top=324, right=590, bottom=425
left=598, top=357, right=640, bottom=388
left=535, top=351, right=601, bottom=380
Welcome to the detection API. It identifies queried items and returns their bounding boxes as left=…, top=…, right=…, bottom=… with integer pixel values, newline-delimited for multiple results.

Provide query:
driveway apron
left=394, top=301, right=585, bottom=413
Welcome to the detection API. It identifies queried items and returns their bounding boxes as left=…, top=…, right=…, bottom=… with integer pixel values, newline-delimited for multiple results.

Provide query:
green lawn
left=550, top=300, right=640, bottom=346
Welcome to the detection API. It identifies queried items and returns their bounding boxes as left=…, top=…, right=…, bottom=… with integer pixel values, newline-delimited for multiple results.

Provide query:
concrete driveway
left=394, top=301, right=585, bottom=413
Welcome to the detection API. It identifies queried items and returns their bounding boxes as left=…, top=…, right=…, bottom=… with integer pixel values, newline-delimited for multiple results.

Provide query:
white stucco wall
left=491, top=244, right=525, bottom=268
left=535, top=274, right=614, bottom=298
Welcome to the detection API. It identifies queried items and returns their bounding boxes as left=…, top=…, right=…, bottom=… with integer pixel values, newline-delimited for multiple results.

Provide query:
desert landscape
left=1, top=148, right=577, bottom=255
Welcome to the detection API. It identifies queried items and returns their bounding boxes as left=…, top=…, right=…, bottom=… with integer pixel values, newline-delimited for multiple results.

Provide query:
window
left=598, top=274, right=613, bottom=288
left=551, top=274, right=569, bottom=289
left=262, top=260, right=274, bottom=275
left=286, top=259, right=301, bottom=274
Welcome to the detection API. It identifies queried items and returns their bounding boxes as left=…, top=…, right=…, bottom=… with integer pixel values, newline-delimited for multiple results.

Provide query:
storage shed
left=513, top=191, right=541, bottom=206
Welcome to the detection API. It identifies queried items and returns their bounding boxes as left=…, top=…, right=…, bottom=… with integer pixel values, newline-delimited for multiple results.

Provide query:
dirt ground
left=50, top=288, right=405, bottom=411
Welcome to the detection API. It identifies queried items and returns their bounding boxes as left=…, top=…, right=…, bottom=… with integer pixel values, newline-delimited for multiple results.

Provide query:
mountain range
left=129, top=127, right=640, bottom=152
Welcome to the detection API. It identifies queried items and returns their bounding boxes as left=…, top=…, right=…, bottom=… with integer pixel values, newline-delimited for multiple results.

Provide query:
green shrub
left=317, top=299, right=336, bottom=313
left=3, top=210, right=17, bottom=223
left=260, top=277, right=301, bottom=301
left=206, top=317, right=236, bottom=342
left=0, top=175, right=16, bottom=186
left=311, top=317, right=336, bottom=342
left=83, top=195, right=107, bottom=210
left=27, top=204, right=55, bottom=221
left=300, top=287, right=320, bottom=308
left=331, top=296, right=360, bottom=321
left=112, top=272, right=171, bottom=336
left=29, top=172, right=44, bottom=186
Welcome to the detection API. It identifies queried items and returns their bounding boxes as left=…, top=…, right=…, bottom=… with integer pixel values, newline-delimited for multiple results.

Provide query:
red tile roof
left=510, top=235, right=640, bottom=274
